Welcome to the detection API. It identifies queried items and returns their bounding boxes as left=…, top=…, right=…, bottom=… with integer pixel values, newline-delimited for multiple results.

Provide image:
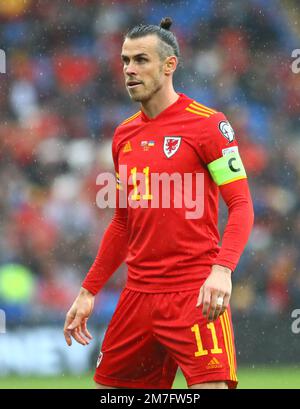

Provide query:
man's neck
left=141, top=88, right=179, bottom=119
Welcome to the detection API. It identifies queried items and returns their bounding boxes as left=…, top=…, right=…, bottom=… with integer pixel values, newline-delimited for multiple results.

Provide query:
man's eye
left=122, top=58, right=147, bottom=65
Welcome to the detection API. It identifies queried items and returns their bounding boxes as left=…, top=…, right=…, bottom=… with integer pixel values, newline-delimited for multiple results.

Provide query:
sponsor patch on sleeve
left=222, top=146, right=239, bottom=156
left=219, top=121, right=235, bottom=143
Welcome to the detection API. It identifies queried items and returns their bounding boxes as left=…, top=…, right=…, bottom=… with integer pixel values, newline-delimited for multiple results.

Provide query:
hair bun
left=160, top=17, right=172, bottom=30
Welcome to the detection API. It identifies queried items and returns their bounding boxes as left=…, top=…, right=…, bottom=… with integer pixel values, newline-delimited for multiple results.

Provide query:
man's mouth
left=127, top=80, right=142, bottom=89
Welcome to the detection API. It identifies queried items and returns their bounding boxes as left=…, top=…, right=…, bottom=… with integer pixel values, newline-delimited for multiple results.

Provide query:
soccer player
left=63, top=17, right=254, bottom=389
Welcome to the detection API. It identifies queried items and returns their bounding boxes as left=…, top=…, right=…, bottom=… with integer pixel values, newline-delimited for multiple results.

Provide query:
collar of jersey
left=140, top=93, right=188, bottom=122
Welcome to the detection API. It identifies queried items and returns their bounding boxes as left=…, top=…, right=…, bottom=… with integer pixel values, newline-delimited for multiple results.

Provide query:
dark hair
left=125, top=17, right=180, bottom=62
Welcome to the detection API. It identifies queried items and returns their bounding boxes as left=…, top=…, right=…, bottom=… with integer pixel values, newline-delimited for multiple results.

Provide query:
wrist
left=212, top=264, right=232, bottom=274
left=79, top=286, right=95, bottom=297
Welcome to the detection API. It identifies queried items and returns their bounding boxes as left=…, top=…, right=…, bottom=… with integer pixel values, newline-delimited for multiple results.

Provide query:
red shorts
left=94, top=288, right=238, bottom=389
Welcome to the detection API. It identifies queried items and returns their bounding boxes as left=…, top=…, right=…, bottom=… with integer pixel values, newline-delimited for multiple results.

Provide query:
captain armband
left=116, top=172, right=123, bottom=190
left=207, top=152, right=247, bottom=186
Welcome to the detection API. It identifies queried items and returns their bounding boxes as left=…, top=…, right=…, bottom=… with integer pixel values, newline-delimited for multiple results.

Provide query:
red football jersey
left=82, top=93, right=253, bottom=294
left=111, top=93, right=240, bottom=291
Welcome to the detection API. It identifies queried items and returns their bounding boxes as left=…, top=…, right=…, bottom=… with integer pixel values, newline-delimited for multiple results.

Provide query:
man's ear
left=164, top=56, right=178, bottom=75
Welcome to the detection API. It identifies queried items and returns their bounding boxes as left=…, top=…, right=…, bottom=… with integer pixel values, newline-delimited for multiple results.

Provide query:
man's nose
left=124, top=62, right=137, bottom=76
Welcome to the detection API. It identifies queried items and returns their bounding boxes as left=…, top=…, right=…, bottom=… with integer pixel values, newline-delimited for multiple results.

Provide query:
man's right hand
left=64, top=287, right=95, bottom=346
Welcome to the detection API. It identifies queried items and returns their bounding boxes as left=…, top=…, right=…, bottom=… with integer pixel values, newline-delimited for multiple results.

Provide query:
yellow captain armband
left=207, top=152, right=247, bottom=186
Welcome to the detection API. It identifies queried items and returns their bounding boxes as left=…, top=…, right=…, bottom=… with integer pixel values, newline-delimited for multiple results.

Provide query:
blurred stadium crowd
left=0, top=0, right=299, bottom=324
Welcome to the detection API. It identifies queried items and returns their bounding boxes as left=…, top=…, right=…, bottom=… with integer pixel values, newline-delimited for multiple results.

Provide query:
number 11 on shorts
left=191, top=323, right=223, bottom=357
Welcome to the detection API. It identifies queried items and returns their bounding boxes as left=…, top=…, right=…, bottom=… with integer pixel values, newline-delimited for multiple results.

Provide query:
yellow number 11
left=130, top=166, right=152, bottom=200
left=191, top=323, right=222, bottom=357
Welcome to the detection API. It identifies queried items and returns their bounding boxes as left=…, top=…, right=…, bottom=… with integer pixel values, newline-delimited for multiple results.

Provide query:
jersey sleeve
left=197, top=112, right=247, bottom=186
left=197, top=112, right=254, bottom=272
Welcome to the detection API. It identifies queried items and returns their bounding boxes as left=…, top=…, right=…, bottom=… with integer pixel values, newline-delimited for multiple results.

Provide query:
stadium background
left=0, top=0, right=300, bottom=388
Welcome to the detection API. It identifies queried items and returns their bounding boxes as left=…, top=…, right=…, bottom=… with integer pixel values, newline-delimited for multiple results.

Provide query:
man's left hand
left=196, top=264, right=232, bottom=321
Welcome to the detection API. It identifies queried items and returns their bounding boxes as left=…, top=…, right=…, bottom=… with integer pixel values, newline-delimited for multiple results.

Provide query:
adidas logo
left=206, top=357, right=223, bottom=370
left=123, top=141, right=132, bottom=152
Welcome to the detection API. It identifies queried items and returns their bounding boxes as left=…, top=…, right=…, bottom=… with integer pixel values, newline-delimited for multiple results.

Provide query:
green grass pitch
left=0, top=367, right=300, bottom=389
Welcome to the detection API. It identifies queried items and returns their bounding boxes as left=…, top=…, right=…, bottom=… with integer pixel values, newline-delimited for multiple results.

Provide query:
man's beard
left=127, top=79, right=162, bottom=102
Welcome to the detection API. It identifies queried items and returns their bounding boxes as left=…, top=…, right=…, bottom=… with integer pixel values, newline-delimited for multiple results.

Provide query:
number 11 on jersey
left=130, top=166, right=153, bottom=201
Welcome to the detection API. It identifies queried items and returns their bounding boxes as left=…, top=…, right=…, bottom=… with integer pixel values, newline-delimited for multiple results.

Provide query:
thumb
left=196, top=286, right=204, bottom=307
left=67, top=313, right=84, bottom=330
